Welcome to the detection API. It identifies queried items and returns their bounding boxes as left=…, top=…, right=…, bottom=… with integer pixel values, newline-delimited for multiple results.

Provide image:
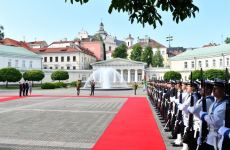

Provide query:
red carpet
left=0, top=96, right=24, bottom=103
left=93, top=97, right=166, bottom=150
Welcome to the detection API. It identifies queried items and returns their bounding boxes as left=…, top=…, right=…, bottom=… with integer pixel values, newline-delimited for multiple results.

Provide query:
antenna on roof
left=166, top=34, right=173, bottom=48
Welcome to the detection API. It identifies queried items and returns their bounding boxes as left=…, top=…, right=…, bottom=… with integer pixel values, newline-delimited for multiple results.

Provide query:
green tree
left=164, top=71, right=181, bottom=81
left=189, top=70, right=202, bottom=81
left=225, top=37, right=230, bottom=44
left=0, top=25, right=4, bottom=40
left=51, top=70, right=69, bottom=82
left=0, top=68, right=22, bottom=87
left=65, top=0, right=199, bottom=28
left=112, top=44, right=128, bottom=58
left=130, top=44, right=142, bottom=61
left=23, top=70, right=45, bottom=85
left=152, top=49, right=164, bottom=67
left=141, top=46, right=153, bottom=67
left=204, top=69, right=225, bottom=80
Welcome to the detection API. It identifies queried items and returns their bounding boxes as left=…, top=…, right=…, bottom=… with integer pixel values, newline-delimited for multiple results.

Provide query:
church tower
left=125, top=34, right=134, bottom=47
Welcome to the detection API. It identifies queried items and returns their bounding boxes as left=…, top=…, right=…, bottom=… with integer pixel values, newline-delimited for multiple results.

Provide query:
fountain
left=83, top=68, right=132, bottom=90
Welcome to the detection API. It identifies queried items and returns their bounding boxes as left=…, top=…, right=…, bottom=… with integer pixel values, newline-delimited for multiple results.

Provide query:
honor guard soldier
left=199, top=79, right=227, bottom=150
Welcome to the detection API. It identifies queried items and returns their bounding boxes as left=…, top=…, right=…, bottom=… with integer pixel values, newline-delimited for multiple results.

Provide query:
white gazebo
left=91, top=58, right=147, bottom=83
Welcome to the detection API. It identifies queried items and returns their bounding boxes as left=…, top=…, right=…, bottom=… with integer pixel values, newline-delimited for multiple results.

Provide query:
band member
left=19, top=82, right=23, bottom=96
left=90, top=80, right=95, bottom=96
left=76, top=80, right=81, bottom=96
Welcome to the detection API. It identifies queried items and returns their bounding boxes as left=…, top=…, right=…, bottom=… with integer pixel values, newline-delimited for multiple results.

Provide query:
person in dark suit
left=25, top=81, right=29, bottom=96
left=90, top=80, right=95, bottom=96
left=19, top=82, right=23, bottom=97
left=22, top=82, right=26, bottom=96
left=76, top=80, right=81, bottom=96
left=133, top=82, right=138, bottom=95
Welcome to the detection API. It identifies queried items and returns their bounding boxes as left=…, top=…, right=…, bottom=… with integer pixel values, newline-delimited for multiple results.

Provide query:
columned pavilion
left=91, top=58, right=147, bottom=83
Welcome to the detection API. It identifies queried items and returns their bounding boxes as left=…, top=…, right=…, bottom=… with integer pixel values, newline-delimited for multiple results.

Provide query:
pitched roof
left=30, top=45, right=96, bottom=58
left=137, top=39, right=167, bottom=48
left=0, top=45, right=41, bottom=58
left=91, top=58, right=147, bottom=66
left=0, top=38, right=31, bottom=50
left=170, top=44, right=230, bottom=61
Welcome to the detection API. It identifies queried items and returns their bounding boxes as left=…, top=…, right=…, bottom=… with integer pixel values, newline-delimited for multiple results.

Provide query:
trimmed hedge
left=53, top=82, right=67, bottom=88
left=41, top=83, right=56, bottom=89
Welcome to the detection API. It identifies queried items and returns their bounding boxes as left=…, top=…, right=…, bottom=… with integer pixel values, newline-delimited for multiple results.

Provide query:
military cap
left=213, top=79, right=226, bottom=87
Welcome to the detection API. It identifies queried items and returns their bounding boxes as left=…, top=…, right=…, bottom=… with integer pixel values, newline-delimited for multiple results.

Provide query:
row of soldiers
left=147, top=77, right=230, bottom=150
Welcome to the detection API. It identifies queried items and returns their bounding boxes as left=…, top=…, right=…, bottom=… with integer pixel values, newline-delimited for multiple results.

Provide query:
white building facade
left=91, top=58, right=146, bottom=83
left=0, top=45, right=42, bottom=70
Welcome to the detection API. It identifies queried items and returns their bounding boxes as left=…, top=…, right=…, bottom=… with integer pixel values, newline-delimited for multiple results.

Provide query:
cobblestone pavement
left=0, top=88, right=181, bottom=150
left=0, top=96, right=126, bottom=150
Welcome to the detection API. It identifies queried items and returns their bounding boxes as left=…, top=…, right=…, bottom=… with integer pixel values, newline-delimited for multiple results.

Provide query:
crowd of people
left=147, top=78, right=230, bottom=150
left=19, top=81, right=32, bottom=96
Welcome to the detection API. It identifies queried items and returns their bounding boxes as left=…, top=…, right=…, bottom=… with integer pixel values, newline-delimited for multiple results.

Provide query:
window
left=227, top=58, right=229, bottom=66
left=213, top=59, right=216, bottom=67
left=109, top=46, right=112, bottom=51
left=44, top=66, right=47, bottom=69
left=198, top=61, right=202, bottom=68
left=22, top=60, right=25, bottom=68
left=73, top=66, right=76, bottom=70
left=191, top=61, right=195, bottom=68
left=55, top=66, right=58, bottom=69
left=15, top=60, right=18, bottom=68
left=205, top=60, right=209, bottom=68
left=44, top=57, right=47, bottom=62
left=220, top=59, right=223, bottom=67
left=67, top=56, right=70, bottom=62
left=61, top=66, right=64, bottom=69
left=55, top=57, right=58, bottom=62
left=61, top=57, right=64, bottom=62
left=184, top=62, right=188, bottom=68
left=50, top=66, right=52, bottom=69
left=73, top=56, right=76, bottom=62
left=8, top=59, right=12, bottom=67
left=161, top=50, right=165, bottom=55
left=50, top=57, right=53, bottom=62
left=29, top=61, right=32, bottom=68
left=67, top=66, right=70, bottom=70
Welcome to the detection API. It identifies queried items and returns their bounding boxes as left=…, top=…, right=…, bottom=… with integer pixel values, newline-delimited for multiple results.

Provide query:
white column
left=113, top=71, right=116, bottom=83
left=135, top=69, right=138, bottom=82
left=120, top=69, right=124, bottom=82
left=142, top=69, right=145, bottom=80
left=128, top=69, right=130, bottom=83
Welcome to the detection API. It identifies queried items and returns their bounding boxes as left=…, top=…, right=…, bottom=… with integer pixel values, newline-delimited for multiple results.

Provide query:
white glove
left=199, top=111, right=208, bottom=121
left=174, top=99, right=180, bottom=104
left=178, top=104, right=183, bottom=110
left=218, top=126, right=230, bottom=136
left=187, top=106, right=194, bottom=113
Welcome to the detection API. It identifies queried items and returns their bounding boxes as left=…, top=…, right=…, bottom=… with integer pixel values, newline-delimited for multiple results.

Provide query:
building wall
left=0, top=55, right=42, bottom=70
left=41, top=52, right=96, bottom=70
left=81, top=41, right=103, bottom=60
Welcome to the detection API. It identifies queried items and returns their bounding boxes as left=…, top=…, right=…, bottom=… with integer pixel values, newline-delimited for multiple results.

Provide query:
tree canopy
left=51, top=70, right=69, bottom=82
left=23, top=70, right=45, bottom=82
left=141, top=46, right=153, bottom=67
left=0, top=68, right=22, bottom=87
left=0, top=25, right=4, bottom=40
left=164, top=71, right=181, bottom=81
left=152, top=49, right=164, bottom=67
left=65, top=0, right=199, bottom=28
left=130, top=44, right=142, bottom=61
left=225, top=37, right=230, bottom=44
left=112, top=44, right=128, bottom=58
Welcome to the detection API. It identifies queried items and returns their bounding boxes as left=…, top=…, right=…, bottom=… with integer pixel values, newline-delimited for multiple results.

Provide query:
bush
left=204, top=69, right=225, bottom=80
left=164, top=71, right=181, bottom=81
left=69, top=81, right=77, bottom=87
left=51, top=70, right=69, bottom=82
left=53, top=82, right=67, bottom=88
left=23, top=70, right=44, bottom=82
left=41, top=83, right=56, bottom=89
left=0, top=67, right=22, bottom=87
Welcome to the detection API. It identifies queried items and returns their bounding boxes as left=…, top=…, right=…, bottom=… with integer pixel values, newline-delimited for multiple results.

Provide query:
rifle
left=197, top=68, right=209, bottom=150
left=173, top=85, right=184, bottom=137
left=183, top=72, right=196, bottom=149
left=221, top=68, right=230, bottom=150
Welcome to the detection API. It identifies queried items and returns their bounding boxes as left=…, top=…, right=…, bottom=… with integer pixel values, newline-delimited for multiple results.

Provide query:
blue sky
left=0, top=0, right=230, bottom=48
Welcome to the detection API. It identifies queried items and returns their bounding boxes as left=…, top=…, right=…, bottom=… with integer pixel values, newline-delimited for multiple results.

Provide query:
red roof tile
left=0, top=38, right=31, bottom=50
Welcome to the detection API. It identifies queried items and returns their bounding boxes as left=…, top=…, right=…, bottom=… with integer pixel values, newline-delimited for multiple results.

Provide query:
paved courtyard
left=0, top=88, right=180, bottom=150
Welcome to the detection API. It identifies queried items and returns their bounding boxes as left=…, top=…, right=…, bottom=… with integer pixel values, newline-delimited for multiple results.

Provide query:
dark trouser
left=77, top=89, right=80, bottom=95
left=134, top=89, right=136, bottom=95
left=19, top=89, right=23, bottom=96
left=23, top=90, right=26, bottom=96
left=26, top=89, right=29, bottom=96
left=90, top=89, right=94, bottom=96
